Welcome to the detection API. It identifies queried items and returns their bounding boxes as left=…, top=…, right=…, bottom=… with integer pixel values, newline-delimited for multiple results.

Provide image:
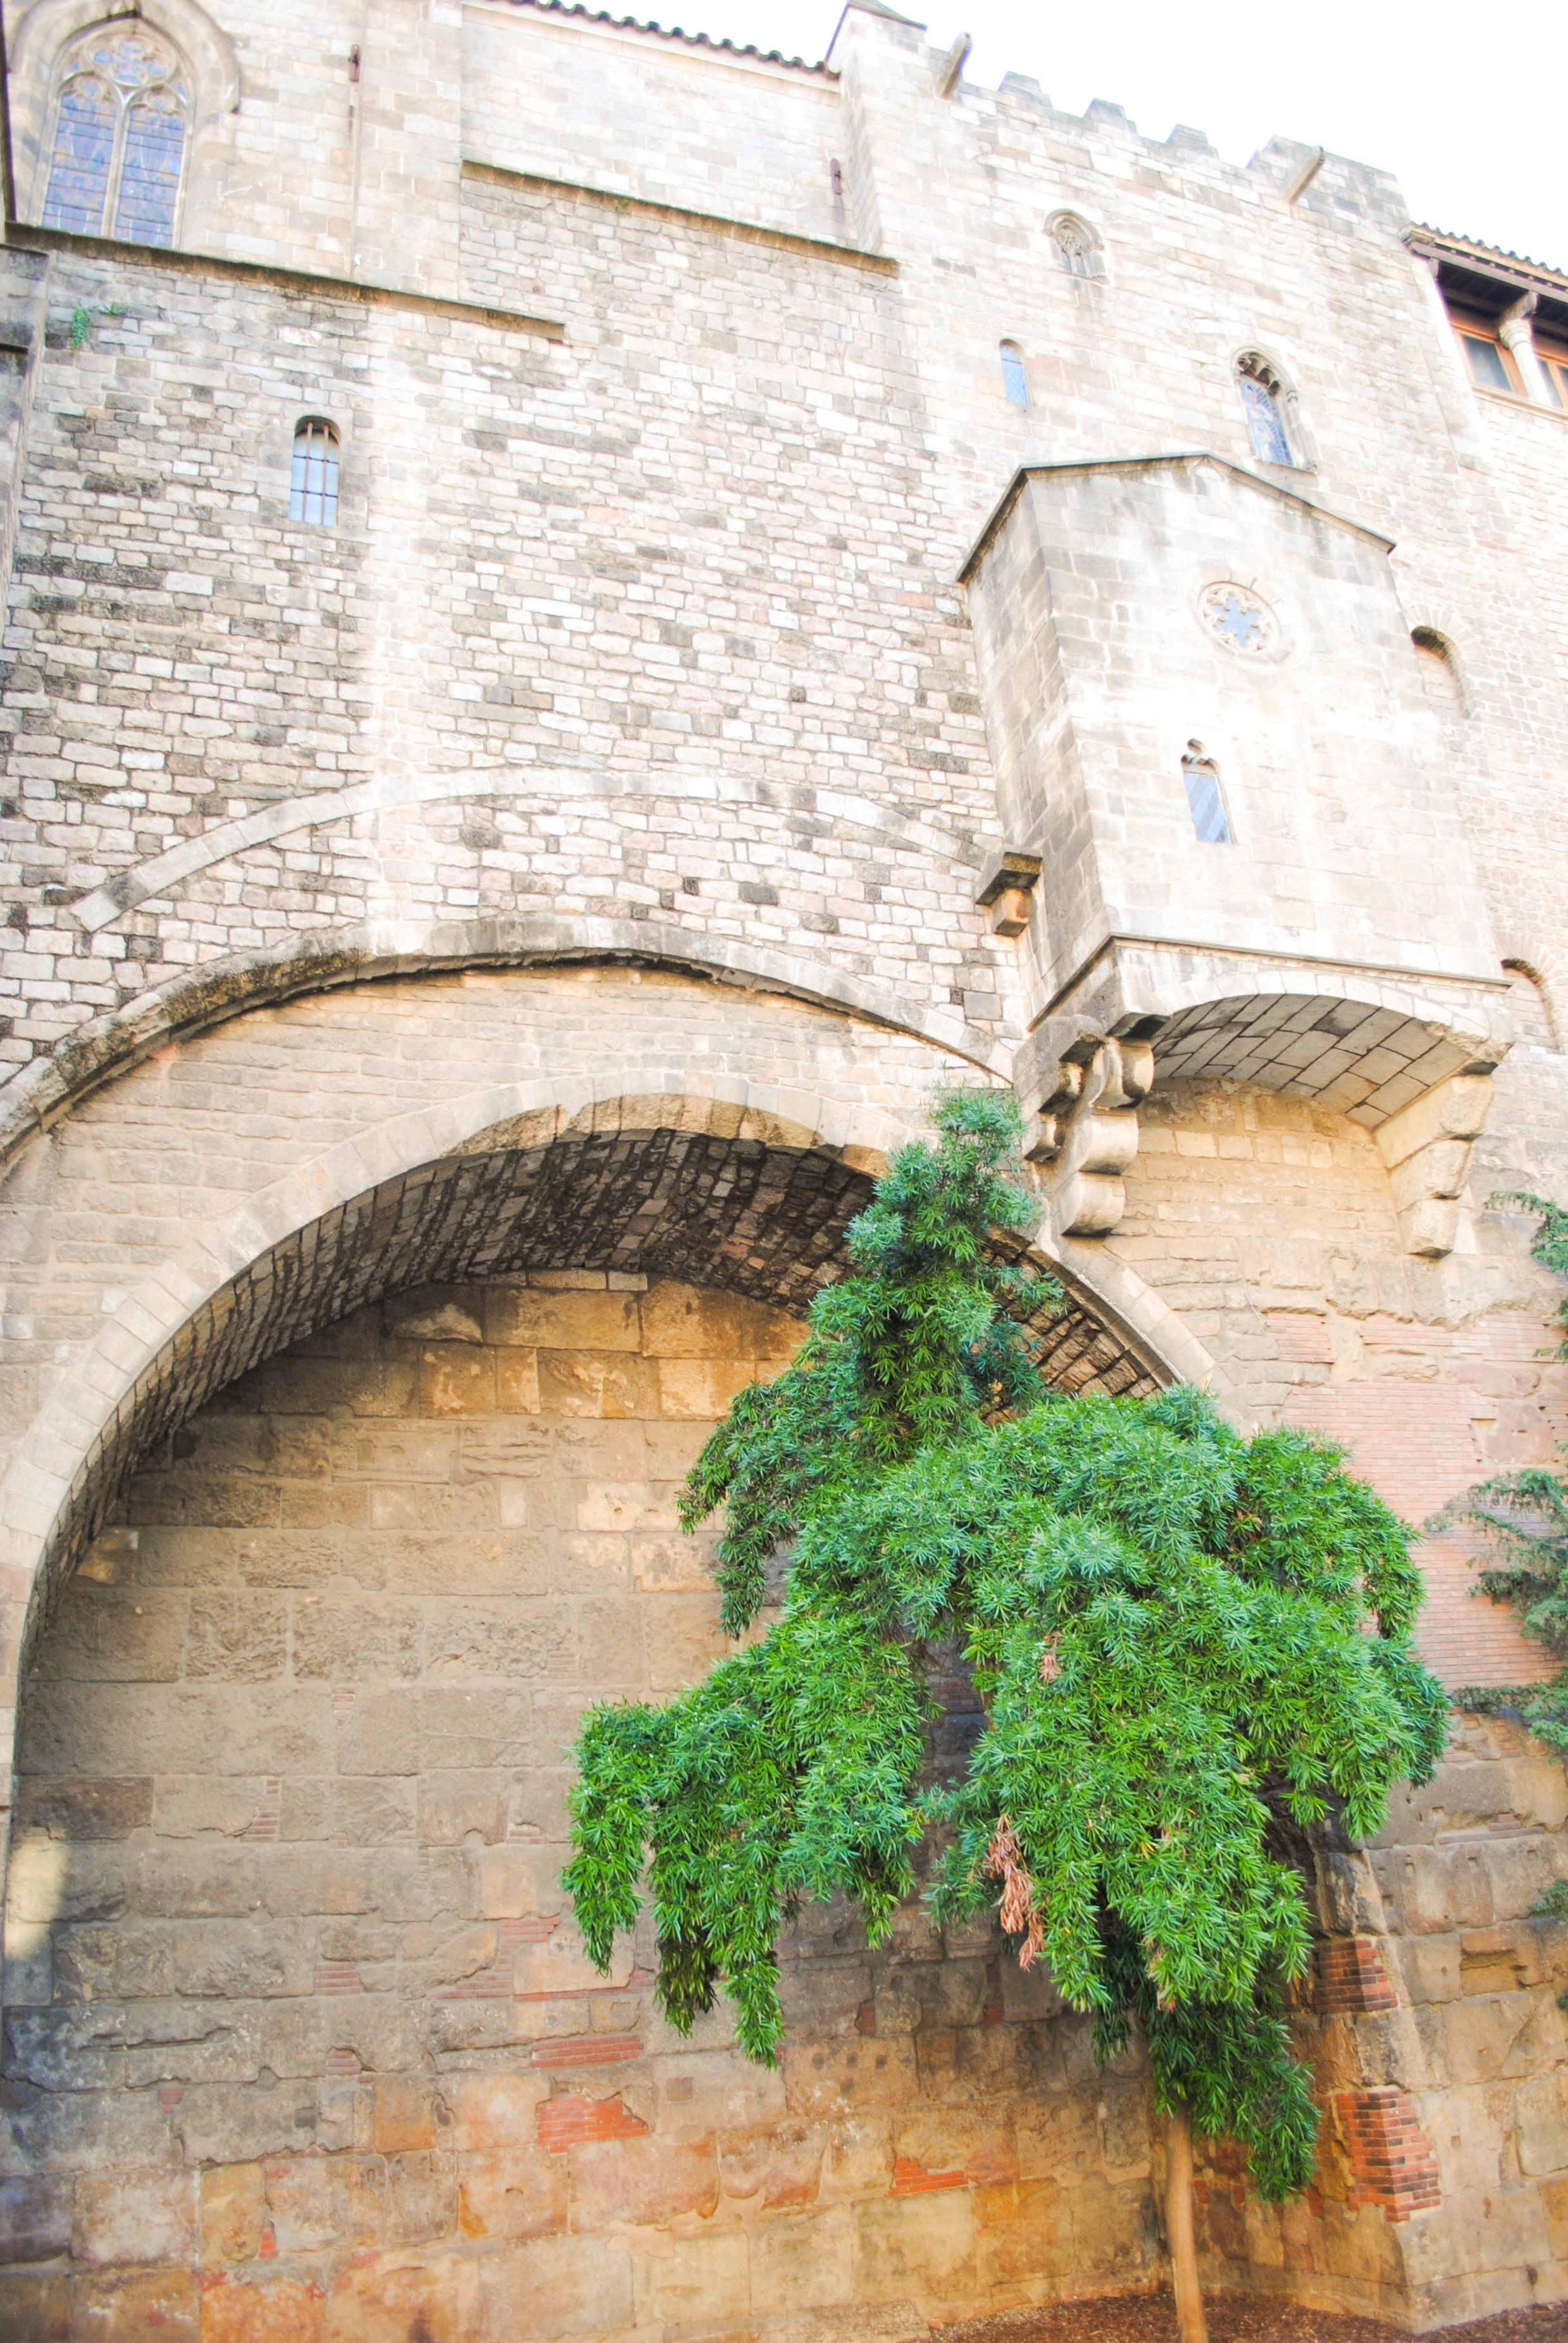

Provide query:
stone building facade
left=0, top=0, right=1566, bottom=2333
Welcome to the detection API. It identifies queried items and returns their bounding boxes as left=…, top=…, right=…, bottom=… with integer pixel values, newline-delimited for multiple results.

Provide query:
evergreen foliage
left=1438, top=1191, right=1568, bottom=1747
left=564, top=1090, right=1447, bottom=2204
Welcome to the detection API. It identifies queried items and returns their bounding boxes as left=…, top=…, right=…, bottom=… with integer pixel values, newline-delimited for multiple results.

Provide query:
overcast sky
left=678, top=0, right=1565, bottom=269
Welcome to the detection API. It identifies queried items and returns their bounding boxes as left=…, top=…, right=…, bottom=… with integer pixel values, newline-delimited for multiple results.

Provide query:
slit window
left=41, top=27, right=189, bottom=247
left=999, top=340, right=1029, bottom=406
left=1181, top=743, right=1231, bottom=843
left=290, top=418, right=340, bottom=526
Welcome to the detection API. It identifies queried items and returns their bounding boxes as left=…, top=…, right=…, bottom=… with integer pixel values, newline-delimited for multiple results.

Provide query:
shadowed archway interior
left=27, top=1102, right=1160, bottom=1673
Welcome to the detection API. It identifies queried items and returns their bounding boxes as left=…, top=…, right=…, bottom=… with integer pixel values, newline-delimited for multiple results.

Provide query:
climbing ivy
left=564, top=1089, right=1447, bottom=2205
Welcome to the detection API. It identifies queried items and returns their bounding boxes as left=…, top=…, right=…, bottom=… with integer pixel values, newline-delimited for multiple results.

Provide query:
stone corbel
left=975, top=849, right=1042, bottom=939
left=1027, top=1034, right=1154, bottom=1237
left=1374, top=1072, right=1494, bottom=1258
left=1498, top=292, right=1553, bottom=407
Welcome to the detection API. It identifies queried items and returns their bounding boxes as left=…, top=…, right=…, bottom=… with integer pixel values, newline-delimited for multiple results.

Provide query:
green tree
left=1436, top=1192, right=1568, bottom=1749
left=564, top=1091, right=1447, bottom=2342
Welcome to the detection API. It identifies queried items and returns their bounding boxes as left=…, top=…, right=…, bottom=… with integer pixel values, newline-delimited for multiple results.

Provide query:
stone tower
left=0, top=0, right=1565, bottom=2331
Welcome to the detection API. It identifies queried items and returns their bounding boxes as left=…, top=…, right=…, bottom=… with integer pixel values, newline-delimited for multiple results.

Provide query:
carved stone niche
left=1025, top=1027, right=1155, bottom=1238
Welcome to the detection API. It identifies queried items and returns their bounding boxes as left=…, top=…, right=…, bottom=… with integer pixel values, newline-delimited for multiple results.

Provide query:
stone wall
left=1, top=1276, right=1164, bottom=2339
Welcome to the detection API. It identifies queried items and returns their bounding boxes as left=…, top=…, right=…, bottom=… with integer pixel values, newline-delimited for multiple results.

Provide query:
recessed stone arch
left=1, top=957, right=1192, bottom=1789
left=13, top=1088, right=1166, bottom=1684
left=0, top=917, right=1013, bottom=1169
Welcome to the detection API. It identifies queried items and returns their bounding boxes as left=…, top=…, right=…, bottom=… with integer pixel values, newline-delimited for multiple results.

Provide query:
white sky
left=668, top=0, right=1567, bottom=269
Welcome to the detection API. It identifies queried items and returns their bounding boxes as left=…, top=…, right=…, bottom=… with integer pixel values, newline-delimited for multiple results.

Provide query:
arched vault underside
left=25, top=1112, right=1159, bottom=1675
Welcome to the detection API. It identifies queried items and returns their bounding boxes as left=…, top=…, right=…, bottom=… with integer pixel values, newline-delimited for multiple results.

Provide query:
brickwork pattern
left=1333, top=2090, right=1443, bottom=2220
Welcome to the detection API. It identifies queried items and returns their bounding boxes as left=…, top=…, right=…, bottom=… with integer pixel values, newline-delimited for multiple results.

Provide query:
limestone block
left=199, top=2272, right=328, bottom=2342
left=718, top=2117, right=828, bottom=2208
left=446, top=2072, right=550, bottom=2154
left=651, top=2047, right=787, bottom=2142
left=483, top=1288, right=642, bottom=1353
left=566, top=2133, right=719, bottom=2228
left=638, top=1283, right=801, bottom=1360
left=1393, top=1844, right=1495, bottom=1935
left=472, top=2234, right=634, bottom=2340
left=1035, top=1038, right=1155, bottom=1238
left=851, top=2185, right=977, bottom=2306
left=0, top=2174, right=71, bottom=2265
left=73, top=2167, right=197, bottom=2266
left=326, top=2249, right=475, bottom=2343
left=73, top=2268, right=200, bottom=2340
left=513, top=1919, right=633, bottom=1998
left=375, top=2077, right=437, bottom=2155
left=458, top=2149, right=569, bottom=2240
left=1515, top=2072, right=1568, bottom=2176
left=263, top=2154, right=387, bottom=2254
left=537, top=1351, right=660, bottom=1419
left=1375, top=1075, right=1495, bottom=1169
left=475, top=1845, right=563, bottom=1922
left=199, top=2162, right=266, bottom=2265
left=633, top=2228, right=750, bottom=2328
left=781, top=2037, right=921, bottom=2120
left=748, top=2204, right=857, bottom=2313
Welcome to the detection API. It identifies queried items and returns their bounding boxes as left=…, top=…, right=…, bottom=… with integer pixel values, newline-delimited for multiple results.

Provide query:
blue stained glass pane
left=114, top=95, right=185, bottom=245
left=1182, top=759, right=1231, bottom=844
left=999, top=344, right=1029, bottom=407
left=1240, top=374, right=1293, bottom=466
left=41, top=77, right=115, bottom=235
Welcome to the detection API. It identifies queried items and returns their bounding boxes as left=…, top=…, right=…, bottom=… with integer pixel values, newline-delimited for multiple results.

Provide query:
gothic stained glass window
left=290, top=420, right=340, bottom=526
left=999, top=341, right=1029, bottom=406
left=1052, top=214, right=1098, bottom=279
left=1238, top=364, right=1295, bottom=466
left=1181, top=745, right=1231, bottom=844
left=41, top=28, right=189, bottom=248
left=114, top=92, right=187, bottom=244
left=40, top=77, right=116, bottom=235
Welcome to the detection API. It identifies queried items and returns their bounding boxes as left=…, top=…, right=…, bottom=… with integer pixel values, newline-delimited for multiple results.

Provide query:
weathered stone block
left=458, top=2149, right=568, bottom=2240
left=199, top=2161, right=266, bottom=2263
left=199, top=2273, right=328, bottom=2343
left=73, top=2168, right=197, bottom=2266
left=0, top=2175, right=71, bottom=2265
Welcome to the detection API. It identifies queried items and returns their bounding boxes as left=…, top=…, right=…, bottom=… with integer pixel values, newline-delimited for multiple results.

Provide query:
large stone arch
left=0, top=919, right=1012, bottom=1169
left=0, top=959, right=1199, bottom=1803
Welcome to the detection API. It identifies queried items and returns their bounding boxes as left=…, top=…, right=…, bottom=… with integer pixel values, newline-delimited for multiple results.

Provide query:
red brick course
left=1334, top=2087, right=1442, bottom=2220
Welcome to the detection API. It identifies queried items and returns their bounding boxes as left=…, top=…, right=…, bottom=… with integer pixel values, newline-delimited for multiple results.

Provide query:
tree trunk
left=1165, top=2100, right=1209, bottom=2343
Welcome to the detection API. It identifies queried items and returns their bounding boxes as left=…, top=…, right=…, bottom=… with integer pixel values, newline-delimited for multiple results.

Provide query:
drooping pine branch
left=566, top=1086, right=1446, bottom=2197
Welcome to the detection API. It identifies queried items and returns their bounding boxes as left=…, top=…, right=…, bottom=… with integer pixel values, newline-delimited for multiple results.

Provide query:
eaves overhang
left=957, top=452, right=1395, bottom=587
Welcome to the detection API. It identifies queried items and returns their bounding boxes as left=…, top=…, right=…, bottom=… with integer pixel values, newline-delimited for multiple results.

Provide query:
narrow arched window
left=1181, top=742, right=1231, bottom=843
left=1411, top=628, right=1465, bottom=714
left=41, top=27, right=189, bottom=247
left=1049, top=212, right=1101, bottom=280
left=999, top=340, right=1029, bottom=407
left=290, top=419, right=340, bottom=526
left=1237, top=354, right=1296, bottom=467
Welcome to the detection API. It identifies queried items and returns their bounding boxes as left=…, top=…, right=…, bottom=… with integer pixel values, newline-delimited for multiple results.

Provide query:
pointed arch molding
left=0, top=914, right=1013, bottom=1167
left=9, top=0, right=240, bottom=214
left=0, top=1072, right=1204, bottom=1703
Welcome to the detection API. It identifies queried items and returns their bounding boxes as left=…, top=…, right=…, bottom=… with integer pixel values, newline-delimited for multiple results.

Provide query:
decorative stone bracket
left=1372, top=1071, right=1494, bottom=1259
left=974, top=849, right=1042, bottom=938
left=1026, top=1031, right=1155, bottom=1238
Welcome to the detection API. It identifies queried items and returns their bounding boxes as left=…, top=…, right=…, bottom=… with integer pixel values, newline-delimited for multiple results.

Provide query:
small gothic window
left=1412, top=628, right=1464, bottom=714
left=999, top=340, right=1029, bottom=407
left=41, top=28, right=189, bottom=248
left=290, top=418, right=340, bottom=526
left=1181, top=742, right=1231, bottom=843
left=1050, top=213, right=1100, bottom=280
left=1237, top=355, right=1296, bottom=467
